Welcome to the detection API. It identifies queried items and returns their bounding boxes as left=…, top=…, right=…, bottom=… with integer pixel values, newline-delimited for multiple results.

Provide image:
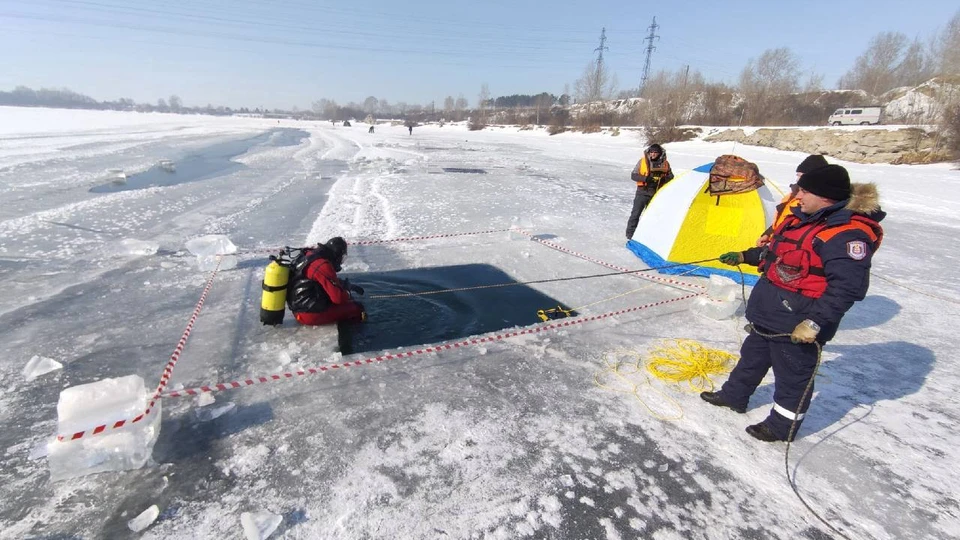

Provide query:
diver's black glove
left=341, top=278, right=364, bottom=295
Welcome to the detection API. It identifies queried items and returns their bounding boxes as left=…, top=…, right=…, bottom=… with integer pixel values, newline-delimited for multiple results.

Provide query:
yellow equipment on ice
left=260, top=256, right=290, bottom=325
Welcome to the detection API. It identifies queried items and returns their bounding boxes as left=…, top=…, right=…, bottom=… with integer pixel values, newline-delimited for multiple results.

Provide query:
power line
left=22, top=0, right=624, bottom=40
left=0, top=11, right=588, bottom=61
left=7, top=1, right=595, bottom=54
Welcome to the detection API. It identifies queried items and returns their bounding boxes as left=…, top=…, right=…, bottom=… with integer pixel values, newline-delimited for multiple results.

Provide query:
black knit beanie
left=796, top=154, right=829, bottom=174
left=796, top=165, right=851, bottom=201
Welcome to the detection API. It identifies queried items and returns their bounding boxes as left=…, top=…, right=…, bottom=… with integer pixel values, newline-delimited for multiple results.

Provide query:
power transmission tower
left=593, top=27, right=609, bottom=99
left=639, top=17, right=660, bottom=96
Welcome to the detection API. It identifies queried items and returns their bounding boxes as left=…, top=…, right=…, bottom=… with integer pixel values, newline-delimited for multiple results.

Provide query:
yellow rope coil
left=594, top=349, right=684, bottom=421
left=645, top=339, right=738, bottom=392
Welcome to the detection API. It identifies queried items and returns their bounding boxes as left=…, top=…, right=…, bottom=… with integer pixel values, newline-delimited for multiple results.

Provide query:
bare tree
left=739, top=47, right=801, bottom=124
left=378, top=98, right=391, bottom=117
left=933, top=10, right=960, bottom=76
left=896, top=39, right=934, bottom=88
left=635, top=68, right=712, bottom=128
left=324, top=99, right=340, bottom=120
left=534, top=93, right=553, bottom=125
left=840, top=32, right=925, bottom=95
left=573, top=60, right=616, bottom=103
left=454, top=94, right=468, bottom=121
left=802, top=72, right=825, bottom=93
left=168, top=95, right=182, bottom=113
left=312, top=98, right=335, bottom=118
left=157, top=98, right=168, bottom=112
left=478, top=83, right=490, bottom=125
left=443, top=95, right=455, bottom=117
left=362, top=96, right=379, bottom=115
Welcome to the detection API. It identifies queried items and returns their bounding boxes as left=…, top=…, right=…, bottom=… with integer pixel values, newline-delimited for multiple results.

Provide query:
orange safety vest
left=636, top=156, right=671, bottom=188
left=759, top=214, right=883, bottom=298
left=773, top=194, right=801, bottom=229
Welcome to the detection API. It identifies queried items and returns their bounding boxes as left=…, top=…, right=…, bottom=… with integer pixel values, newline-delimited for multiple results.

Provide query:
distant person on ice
left=625, top=143, right=674, bottom=240
left=703, top=165, right=885, bottom=442
left=287, top=237, right=366, bottom=325
left=755, top=154, right=829, bottom=247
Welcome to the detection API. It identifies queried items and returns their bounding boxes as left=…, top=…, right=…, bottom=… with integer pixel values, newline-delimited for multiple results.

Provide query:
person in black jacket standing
left=625, top=143, right=674, bottom=240
left=701, top=165, right=885, bottom=442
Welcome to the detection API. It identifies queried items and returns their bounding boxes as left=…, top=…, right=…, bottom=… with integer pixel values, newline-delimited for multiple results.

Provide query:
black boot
left=745, top=423, right=783, bottom=442
left=700, top=392, right=746, bottom=414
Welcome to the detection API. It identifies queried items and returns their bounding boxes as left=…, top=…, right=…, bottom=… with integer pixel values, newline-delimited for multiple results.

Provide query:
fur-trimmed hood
left=846, top=182, right=885, bottom=221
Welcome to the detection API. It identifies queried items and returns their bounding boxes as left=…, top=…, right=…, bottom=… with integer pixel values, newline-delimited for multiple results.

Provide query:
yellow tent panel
left=667, top=180, right=766, bottom=277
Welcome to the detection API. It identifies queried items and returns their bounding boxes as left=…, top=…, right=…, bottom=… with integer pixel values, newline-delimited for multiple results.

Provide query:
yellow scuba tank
left=260, top=257, right=290, bottom=325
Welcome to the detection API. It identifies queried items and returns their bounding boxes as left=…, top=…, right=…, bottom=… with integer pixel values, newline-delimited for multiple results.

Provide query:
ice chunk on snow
left=47, top=375, right=161, bottom=481
left=693, top=275, right=742, bottom=320
left=185, top=234, right=238, bottom=271
left=185, top=234, right=237, bottom=256
left=197, top=392, right=215, bottom=407
left=127, top=505, right=159, bottom=532
left=241, top=510, right=282, bottom=540
left=195, top=401, right=235, bottom=422
left=23, top=355, right=63, bottom=381
left=29, top=440, right=51, bottom=460
left=106, top=239, right=160, bottom=257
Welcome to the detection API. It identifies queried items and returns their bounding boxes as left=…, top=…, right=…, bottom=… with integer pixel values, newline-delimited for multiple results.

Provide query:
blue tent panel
left=692, top=162, right=714, bottom=173
left=625, top=239, right=759, bottom=286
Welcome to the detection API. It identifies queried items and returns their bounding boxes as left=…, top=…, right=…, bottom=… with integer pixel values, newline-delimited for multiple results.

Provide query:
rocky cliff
left=703, top=127, right=940, bottom=164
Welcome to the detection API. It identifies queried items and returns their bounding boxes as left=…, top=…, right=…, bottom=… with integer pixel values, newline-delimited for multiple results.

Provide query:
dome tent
left=626, top=157, right=779, bottom=285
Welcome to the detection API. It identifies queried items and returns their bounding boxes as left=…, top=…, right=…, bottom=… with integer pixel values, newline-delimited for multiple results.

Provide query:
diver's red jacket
left=287, top=248, right=363, bottom=325
left=302, top=256, right=351, bottom=305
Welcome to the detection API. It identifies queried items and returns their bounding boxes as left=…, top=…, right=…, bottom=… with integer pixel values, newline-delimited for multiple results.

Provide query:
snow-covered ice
left=127, top=504, right=160, bottom=532
left=22, top=355, right=63, bottom=382
left=240, top=510, right=282, bottom=540
left=195, top=401, right=236, bottom=422
left=105, top=238, right=160, bottom=258
left=0, top=107, right=958, bottom=539
left=47, top=375, right=161, bottom=481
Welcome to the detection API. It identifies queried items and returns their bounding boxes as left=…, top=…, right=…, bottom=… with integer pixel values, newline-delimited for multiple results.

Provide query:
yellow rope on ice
left=594, top=349, right=684, bottom=422
left=645, top=339, right=738, bottom=393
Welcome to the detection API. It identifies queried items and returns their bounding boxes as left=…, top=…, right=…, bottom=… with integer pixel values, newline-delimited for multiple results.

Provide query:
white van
left=828, top=107, right=882, bottom=126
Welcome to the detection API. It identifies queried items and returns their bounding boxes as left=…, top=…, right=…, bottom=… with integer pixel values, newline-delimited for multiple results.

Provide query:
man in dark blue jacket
left=701, top=165, right=885, bottom=442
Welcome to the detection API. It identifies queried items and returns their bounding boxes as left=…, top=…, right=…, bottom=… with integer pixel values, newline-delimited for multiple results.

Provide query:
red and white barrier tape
left=350, top=228, right=515, bottom=246
left=55, top=226, right=700, bottom=440
left=57, top=257, right=224, bottom=442
left=162, top=291, right=700, bottom=399
left=512, top=228, right=705, bottom=291
left=242, top=228, right=516, bottom=255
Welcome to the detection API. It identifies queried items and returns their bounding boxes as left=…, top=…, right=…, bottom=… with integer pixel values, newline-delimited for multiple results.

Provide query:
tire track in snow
left=316, top=128, right=363, bottom=161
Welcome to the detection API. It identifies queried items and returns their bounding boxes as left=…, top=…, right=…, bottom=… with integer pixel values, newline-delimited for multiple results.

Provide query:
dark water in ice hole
left=337, top=264, right=571, bottom=355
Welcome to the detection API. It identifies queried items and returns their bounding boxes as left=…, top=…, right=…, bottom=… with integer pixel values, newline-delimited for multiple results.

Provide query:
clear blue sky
left=1, top=0, right=956, bottom=110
